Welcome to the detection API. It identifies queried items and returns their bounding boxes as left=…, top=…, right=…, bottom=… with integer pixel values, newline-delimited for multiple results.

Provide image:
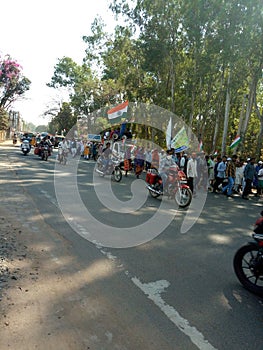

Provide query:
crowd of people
left=210, top=155, right=263, bottom=199
left=122, top=146, right=263, bottom=200
left=26, top=130, right=263, bottom=200
left=57, top=138, right=101, bottom=161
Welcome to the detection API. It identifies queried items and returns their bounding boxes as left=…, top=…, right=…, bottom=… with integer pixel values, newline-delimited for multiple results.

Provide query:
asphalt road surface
left=1, top=143, right=263, bottom=350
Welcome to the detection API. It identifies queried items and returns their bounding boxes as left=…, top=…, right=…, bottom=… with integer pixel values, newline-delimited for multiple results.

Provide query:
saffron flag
left=171, top=126, right=189, bottom=152
left=107, top=101, right=128, bottom=124
left=229, top=135, right=241, bottom=149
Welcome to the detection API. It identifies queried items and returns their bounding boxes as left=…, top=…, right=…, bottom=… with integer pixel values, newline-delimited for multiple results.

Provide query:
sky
left=0, top=0, right=116, bottom=126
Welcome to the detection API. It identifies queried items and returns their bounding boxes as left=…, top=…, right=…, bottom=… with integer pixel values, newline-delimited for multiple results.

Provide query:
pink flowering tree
left=0, top=55, right=31, bottom=110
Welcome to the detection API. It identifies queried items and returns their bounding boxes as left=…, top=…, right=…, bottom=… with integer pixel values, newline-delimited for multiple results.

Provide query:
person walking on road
left=242, top=157, right=257, bottom=200
left=187, top=152, right=198, bottom=194
left=257, top=162, right=263, bottom=196
left=222, top=155, right=237, bottom=197
left=213, top=156, right=227, bottom=193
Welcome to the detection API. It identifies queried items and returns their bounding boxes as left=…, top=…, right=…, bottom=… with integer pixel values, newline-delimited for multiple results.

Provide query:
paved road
left=1, top=142, right=263, bottom=350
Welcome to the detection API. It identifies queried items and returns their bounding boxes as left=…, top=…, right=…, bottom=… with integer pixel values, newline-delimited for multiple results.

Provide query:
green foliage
left=35, top=125, right=48, bottom=133
left=47, top=102, right=77, bottom=136
left=46, top=0, right=263, bottom=156
left=0, top=108, right=9, bottom=130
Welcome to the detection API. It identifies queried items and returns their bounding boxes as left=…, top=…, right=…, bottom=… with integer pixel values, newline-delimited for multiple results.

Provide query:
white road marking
left=132, top=278, right=217, bottom=350
left=41, top=191, right=217, bottom=349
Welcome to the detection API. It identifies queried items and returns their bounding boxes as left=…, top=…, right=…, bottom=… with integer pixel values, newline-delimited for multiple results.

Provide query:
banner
left=171, top=126, right=189, bottom=152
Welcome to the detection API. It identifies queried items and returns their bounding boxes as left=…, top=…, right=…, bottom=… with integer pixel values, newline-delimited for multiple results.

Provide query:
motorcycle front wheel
left=233, top=243, right=263, bottom=296
left=175, top=187, right=192, bottom=208
left=95, top=162, right=104, bottom=176
left=112, top=167, right=122, bottom=182
left=148, top=184, right=161, bottom=198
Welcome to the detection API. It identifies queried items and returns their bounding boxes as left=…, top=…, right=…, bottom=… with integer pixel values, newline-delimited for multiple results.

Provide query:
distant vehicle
left=87, top=134, right=102, bottom=143
left=54, top=135, right=65, bottom=148
left=19, top=132, right=35, bottom=142
left=111, top=140, right=135, bottom=162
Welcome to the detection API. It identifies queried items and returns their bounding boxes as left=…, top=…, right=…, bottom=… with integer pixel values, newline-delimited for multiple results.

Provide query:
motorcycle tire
left=175, top=187, right=192, bottom=208
left=149, top=185, right=161, bottom=198
left=112, top=167, right=122, bottom=182
left=95, top=162, right=104, bottom=174
left=233, top=243, right=263, bottom=296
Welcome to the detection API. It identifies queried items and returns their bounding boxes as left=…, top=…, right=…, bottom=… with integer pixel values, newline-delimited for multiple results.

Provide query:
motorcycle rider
left=21, top=133, right=31, bottom=144
left=101, top=142, right=113, bottom=173
left=38, top=136, right=52, bottom=157
left=159, top=149, right=178, bottom=193
left=58, top=138, right=68, bottom=162
left=20, top=133, right=32, bottom=152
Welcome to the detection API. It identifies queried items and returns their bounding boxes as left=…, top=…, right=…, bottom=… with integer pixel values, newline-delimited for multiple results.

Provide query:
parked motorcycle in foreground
left=20, top=139, right=31, bottom=155
left=145, top=166, right=192, bottom=208
left=95, top=155, right=122, bottom=182
left=233, top=214, right=263, bottom=296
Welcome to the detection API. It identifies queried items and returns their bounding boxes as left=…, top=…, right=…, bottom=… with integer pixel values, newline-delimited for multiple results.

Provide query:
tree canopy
left=47, top=0, right=263, bottom=157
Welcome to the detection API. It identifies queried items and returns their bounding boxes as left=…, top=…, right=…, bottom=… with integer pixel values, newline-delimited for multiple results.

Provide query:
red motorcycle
left=38, top=144, right=52, bottom=161
left=233, top=213, right=263, bottom=296
left=146, top=165, right=192, bottom=208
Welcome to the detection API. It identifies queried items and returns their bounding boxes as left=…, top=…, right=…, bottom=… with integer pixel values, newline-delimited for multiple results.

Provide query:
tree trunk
left=238, top=76, right=257, bottom=153
left=170, top=57, right=175, bottom=114
left=221, top=70, right=231, bottom=155
left=212, top=72, right=224, bottom=153
left=212, top=113, right=219, bottom=154
left=255, top=102, right=263, bottom=159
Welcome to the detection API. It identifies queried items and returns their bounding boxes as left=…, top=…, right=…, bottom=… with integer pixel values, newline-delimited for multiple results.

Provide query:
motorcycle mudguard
left=181, top=184, right=190, bottom=189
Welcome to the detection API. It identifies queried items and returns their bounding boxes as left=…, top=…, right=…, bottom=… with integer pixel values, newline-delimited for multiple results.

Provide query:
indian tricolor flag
left=229, top=135, right=241, bottom=149
left=198, top=140, right=203, bottom=152
left=107, top=101, right=129, bottom=124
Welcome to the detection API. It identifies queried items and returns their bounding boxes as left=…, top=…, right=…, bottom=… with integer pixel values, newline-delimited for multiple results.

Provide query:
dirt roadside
left=0, top=141, right=123, bottom=350
left=0, top=141, right=92, bottom=349
left=0, top=141, right=175, bottom=350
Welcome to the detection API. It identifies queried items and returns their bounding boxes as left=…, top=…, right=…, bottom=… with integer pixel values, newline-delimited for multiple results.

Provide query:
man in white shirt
left=187, top=152, right=198, bottom=193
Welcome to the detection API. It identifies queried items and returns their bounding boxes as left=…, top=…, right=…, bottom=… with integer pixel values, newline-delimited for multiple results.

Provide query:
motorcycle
left=95, top=155, right=122, bottom=182
left=145, top=165, right=192, bottom=208
left=233, top=222, right=263, bottom=296
left=39, top=144, right=51, bottom=161
left=57, top=149, right=68, bottom=165
left=20, top=139, right=31, bottom=155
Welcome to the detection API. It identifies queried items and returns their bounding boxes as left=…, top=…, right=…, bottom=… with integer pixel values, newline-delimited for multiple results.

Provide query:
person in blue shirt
left=213, top=156, right=227, bottom=193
